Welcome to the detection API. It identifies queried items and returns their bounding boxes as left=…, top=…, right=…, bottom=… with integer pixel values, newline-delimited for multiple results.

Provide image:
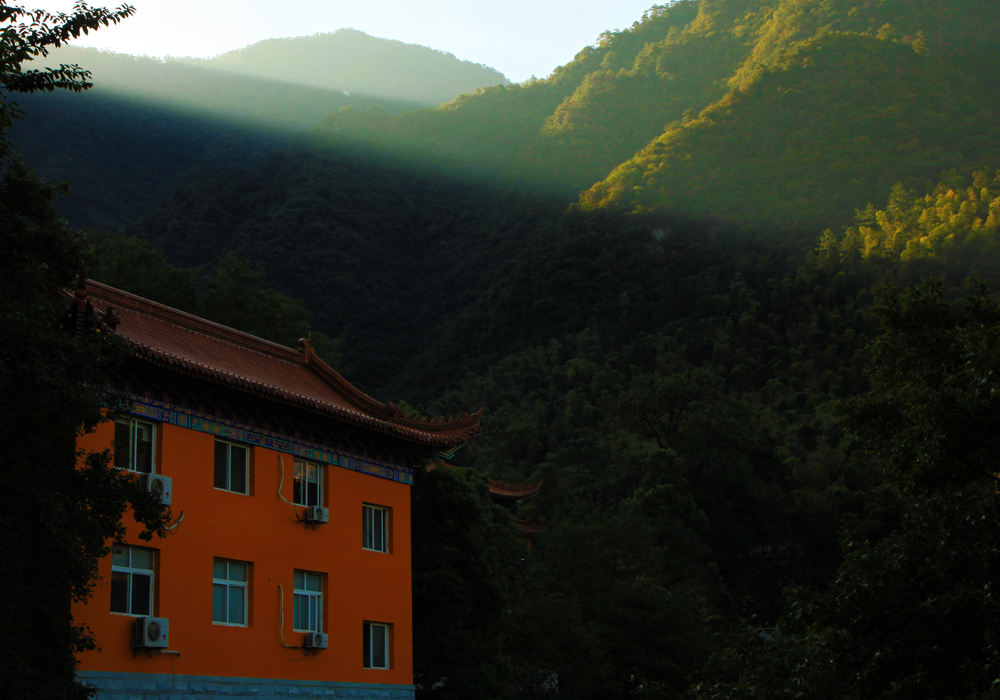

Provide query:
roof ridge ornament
left=298, top=337, right=316, bottom=358
left=102, top=305, right=120, bottom=331
left=382, top=400, right=404, bottom=421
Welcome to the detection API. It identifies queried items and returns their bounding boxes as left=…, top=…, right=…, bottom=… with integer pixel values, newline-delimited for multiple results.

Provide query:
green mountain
left=184, top=29, right=509, bottom=106
left=311, top=0, right=1000, bottom=227
left=120, top=0, right=1000, bottom=395
left=7, top=37, right=507, bottom=230
left=583, top=0, right=1000, bottom=227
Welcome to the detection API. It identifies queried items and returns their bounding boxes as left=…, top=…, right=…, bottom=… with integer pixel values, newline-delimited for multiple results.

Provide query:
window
left=363, top=505, right=388, bottom=552
left=213, top=560, right=248, bottom=626
left=110, top=545, right=154, bottom=616
left=363, top=622, right=390, bottom=669
left=293, top=459, right=322, bottom=507
left=293, top=571, right=322, bottom=633
left=214, top=440, right=248, bottom=494
left=114, top=418, right=154, bottom=473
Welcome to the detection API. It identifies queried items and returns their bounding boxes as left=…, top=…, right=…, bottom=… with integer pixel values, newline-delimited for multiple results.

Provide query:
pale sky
left=37, top=0, right=663, bottom=83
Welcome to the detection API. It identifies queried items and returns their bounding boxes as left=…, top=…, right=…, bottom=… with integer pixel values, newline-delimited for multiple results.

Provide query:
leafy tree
left=410, top=465, right=520, bottom=700
left=0, top=4, right=169, bottom=699
left=695, top=280, right=1000, bottom=700
left=0, top=157, right=169, bottom=700
left=1, top=0, right=135, bottom=157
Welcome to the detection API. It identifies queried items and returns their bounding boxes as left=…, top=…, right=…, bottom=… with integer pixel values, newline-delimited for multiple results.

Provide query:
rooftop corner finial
left=298, top=337, right=315, bottom=357
left=68, top=262, right=93, bottom=336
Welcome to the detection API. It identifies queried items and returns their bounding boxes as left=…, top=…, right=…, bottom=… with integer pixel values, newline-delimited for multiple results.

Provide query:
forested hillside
left=311, top=0, right=1000, bottom=226
left=22, top=0, right=1000, bottom=697
left=8, top=37, right=507, bottom=229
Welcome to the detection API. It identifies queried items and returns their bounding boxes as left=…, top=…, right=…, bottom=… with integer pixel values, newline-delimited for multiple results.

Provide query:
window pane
left=363, top=622, right=371, bottom=667
left=131, top=573, right=152, bottom=616
left=363, top=507, right=371, bottom=549
left=306, top=572, right=322, bottom=592
left=230, top=446, right=247, bottom=494
left=213, top=560, right=227, bottom=580
left=309, top=595, right=319, bottom=632
left=134, top=422, right=153, bottom=473
left=114, top=421, right=131, bottom=470
left=112, top=546, right=128, bottom=567
left=374, top=510, right=384, bottom=552
left=228, top=585, right=245, bottom=625
left=131, top=548, right=153, bottom=570
left=110, top=571, right=129, bottom=613
left=372, top=624, right=387, bottom=668
left=293, top=462, right=304, bottom=505
left=307, top=478, right=319, bottom=507
left=229, top=562, right=247, bottom=583
left=213, top=583, right=227, bottom=622
left=214, top=442, right=228, bottom=489
left=293, top=570, right=304, bottom=590
left=293, top=593, right=308, bottom=630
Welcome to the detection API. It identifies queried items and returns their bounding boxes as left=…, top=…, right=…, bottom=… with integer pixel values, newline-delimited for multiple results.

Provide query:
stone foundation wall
left=78, top=671, right=415, bottom=699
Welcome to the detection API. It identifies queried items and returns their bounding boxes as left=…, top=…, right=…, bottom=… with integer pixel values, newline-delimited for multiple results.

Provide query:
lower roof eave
left=135, top=352, right=479, bottom=449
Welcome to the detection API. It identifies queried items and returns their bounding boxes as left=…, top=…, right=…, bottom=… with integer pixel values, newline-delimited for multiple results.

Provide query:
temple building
left=488, top=480, right=543, bottom=546
left=72, top=280, right=482, bottom=700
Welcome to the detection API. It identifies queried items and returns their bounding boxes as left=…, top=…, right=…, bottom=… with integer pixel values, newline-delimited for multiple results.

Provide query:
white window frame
left=363, top=621, right=390, bottom=669
left=292, top=570, right=323, bottom=633
left=362, top=504, right=388, bottom=553
left=212, top=559, right=248, bottom=626
left=110, top=545, right=154, bottom=616
left=292, top=459, right=323, bottom=507
left=114, top=418, right=155, bottom=473
left=214, top=439, right=249, bottom=495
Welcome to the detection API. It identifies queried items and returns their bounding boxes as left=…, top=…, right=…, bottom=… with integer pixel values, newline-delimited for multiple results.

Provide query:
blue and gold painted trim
left=126, top=394, right=414, bottom=485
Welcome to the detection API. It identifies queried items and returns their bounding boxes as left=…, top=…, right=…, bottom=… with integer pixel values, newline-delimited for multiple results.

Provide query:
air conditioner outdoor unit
left=134, top=617, right=170, bottom=649
left=304, top=632, right=328, bottom=650
left=306, top=506, right=329, bottom=523
left=141, top=473, right=172, bottom=506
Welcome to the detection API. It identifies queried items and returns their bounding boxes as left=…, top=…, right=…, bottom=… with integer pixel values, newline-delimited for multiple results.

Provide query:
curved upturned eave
left=129, top=341, right=482, bottom=448
left=79, top=279, right=483, bottom=449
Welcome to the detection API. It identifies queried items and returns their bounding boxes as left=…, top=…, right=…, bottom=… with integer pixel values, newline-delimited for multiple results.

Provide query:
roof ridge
left=85, top=280, right=304, bottom=363
left=80, top=279, right=484, bottom=447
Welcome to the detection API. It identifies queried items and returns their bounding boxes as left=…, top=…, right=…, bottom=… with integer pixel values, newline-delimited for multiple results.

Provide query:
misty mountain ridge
left=9, top=32, right=508, bottom=230
left=180, top=28, right=510, bottom=106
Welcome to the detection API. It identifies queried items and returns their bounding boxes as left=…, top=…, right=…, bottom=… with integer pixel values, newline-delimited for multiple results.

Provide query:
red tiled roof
left=423, top=463, right=542, bottom=500
left=488, top=480, right=542, bottom=500
left=511, top=518, right=542, bottom=535
left=82, top=280, right=482, bottom=448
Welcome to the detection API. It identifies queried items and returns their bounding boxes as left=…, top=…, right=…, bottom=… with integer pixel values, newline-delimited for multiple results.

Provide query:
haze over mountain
left=184, top=29, right=509, bottom=106
left=309, top=0, right=1000, bottom=228
left=7, top=34, right=508, bottom=229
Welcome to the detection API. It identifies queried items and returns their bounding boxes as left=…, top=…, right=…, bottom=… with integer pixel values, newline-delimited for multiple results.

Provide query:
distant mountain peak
left=193, top=29, right=509, bottom=106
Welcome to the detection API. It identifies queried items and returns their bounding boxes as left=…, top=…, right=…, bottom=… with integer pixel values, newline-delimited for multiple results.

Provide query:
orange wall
left=75, top=418, right=413, bottom=684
